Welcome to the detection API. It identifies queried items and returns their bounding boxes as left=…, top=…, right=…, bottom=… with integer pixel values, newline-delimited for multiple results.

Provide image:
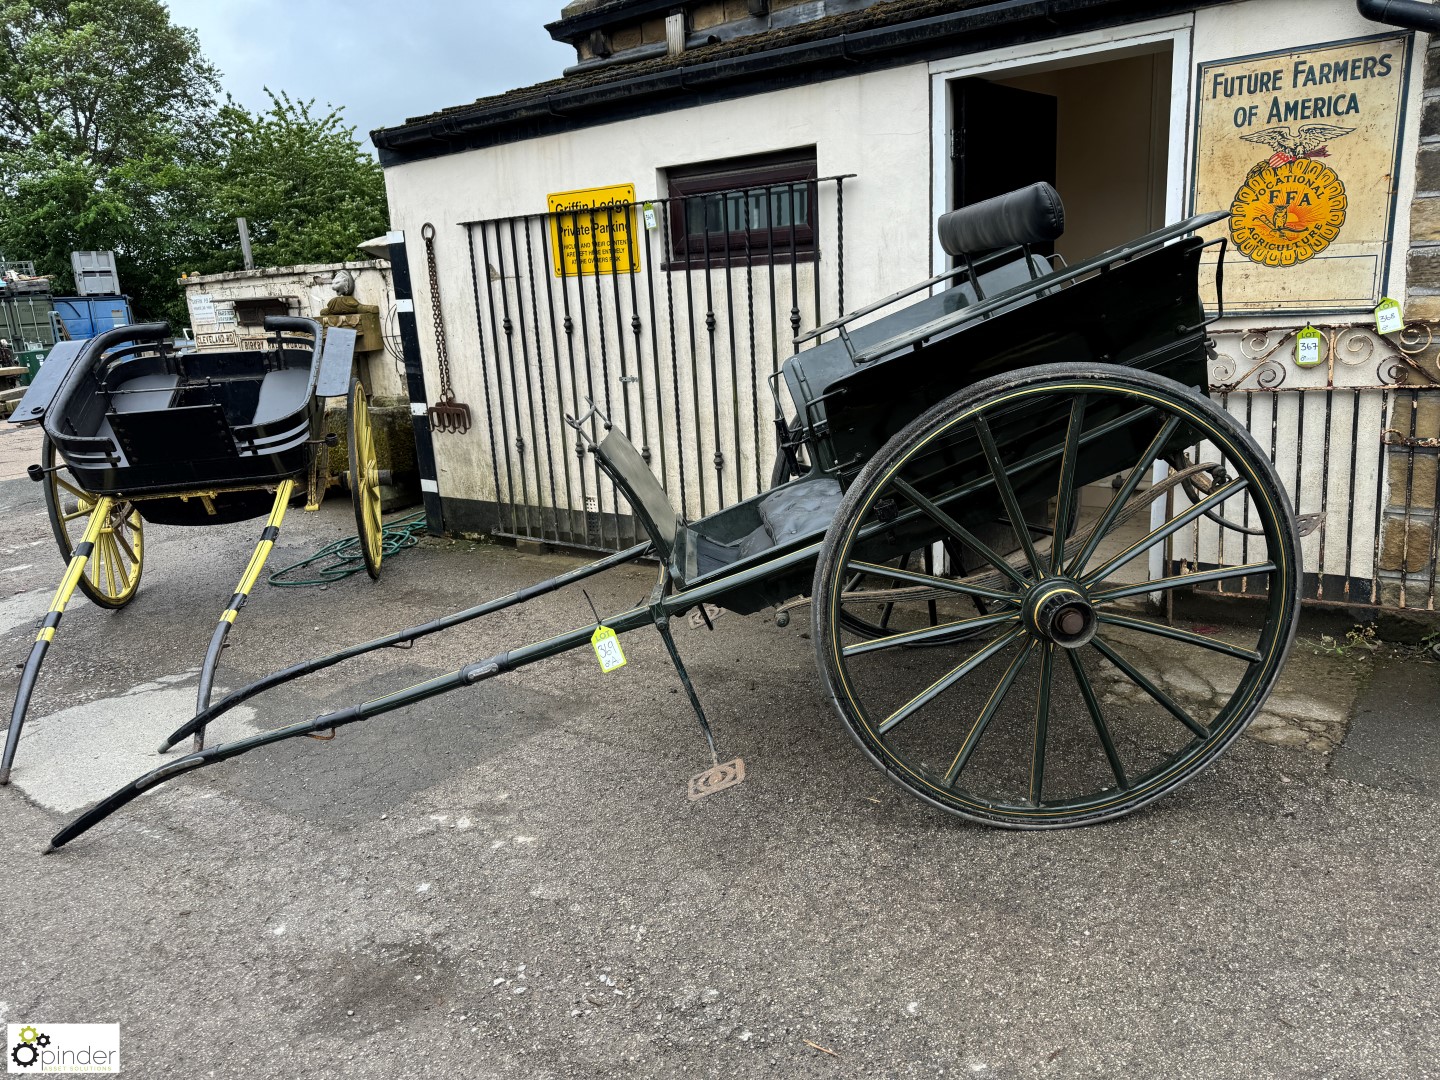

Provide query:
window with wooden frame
left=664, top=149, right=818, bottom=267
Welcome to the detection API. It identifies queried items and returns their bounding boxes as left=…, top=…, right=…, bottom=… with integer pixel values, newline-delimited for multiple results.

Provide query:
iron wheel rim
left=348, top=378, right=383, bottom=580
left=813, top=366, right=1299, bottom=827
left=41, top=437, right=143, bottom=609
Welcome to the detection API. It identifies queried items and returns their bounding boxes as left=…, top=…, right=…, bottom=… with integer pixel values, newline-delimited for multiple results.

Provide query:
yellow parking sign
left=547, top=184, right=640, bottom=277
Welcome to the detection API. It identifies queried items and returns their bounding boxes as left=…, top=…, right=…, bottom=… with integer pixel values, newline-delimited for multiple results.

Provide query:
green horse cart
left=17, top=184, right=1299, bottom=850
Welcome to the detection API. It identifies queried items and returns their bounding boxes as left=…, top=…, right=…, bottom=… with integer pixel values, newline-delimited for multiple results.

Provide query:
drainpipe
left=1356, top=0, right=1440, bottom=32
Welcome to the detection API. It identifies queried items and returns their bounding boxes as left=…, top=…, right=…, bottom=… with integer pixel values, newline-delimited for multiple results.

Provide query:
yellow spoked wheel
left=347, top=378, right=383, bottom=580
left=40, top=437, right=144, bottom=608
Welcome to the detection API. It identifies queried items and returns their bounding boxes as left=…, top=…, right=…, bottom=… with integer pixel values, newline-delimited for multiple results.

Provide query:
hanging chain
left=419, top=222, right=471, bottom=434
left=422, top=223, right=453, bottom=401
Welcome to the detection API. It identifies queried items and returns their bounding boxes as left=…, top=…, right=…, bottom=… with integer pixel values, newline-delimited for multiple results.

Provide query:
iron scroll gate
left=1182, top=323, right=1440, bottom=612
left=457, top=176, right=850, bottom=552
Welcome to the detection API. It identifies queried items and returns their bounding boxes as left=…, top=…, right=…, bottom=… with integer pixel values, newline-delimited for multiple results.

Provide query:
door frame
left=927, top=13, right=1196, bottom=279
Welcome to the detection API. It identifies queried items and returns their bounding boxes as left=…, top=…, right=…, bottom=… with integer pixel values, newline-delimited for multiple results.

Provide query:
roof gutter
left=1356, top=0, right=1440, bottom=32
left=374, top=0, right=1073, bottom=158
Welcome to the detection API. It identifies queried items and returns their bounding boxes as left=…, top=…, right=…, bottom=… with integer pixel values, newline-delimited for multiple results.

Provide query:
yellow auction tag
left=591, top=625, right=627, bottom=673
left=1375, top=297, right=1403, bottom=335
left=1295, top=325, right=1323, bottom=368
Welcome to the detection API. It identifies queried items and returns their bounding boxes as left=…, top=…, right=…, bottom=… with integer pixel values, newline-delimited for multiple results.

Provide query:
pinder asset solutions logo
left=7, top=1024, right=119, bottom=1074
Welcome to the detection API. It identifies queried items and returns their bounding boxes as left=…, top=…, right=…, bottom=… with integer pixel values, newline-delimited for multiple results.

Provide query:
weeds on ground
left=1307, top=623, right=1381, bottom=659
left=1421, top=628, right=1440, bottom=661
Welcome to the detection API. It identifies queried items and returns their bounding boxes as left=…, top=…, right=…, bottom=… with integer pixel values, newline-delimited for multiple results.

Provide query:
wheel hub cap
left=1023, top=580, right=1097, bottom=649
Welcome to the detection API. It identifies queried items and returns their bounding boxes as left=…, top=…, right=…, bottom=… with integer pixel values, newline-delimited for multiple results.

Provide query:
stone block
left=1411, top=196, right=1440, bottom=241
left=1377, top=517, right=1436, bottom=572
left=1388, top=452, right=1434, bottom=512
left=1385, top=452, right=1438, bottom=512
left=1407, top=396, right=1440, bottom=436
left=1427, top=45, right=1440, bottom=90
left=690, top=1, right=726, bottom=30
left=610, top=24, right=643, bottom=50
left=1418, top=146, right=1440, bottom=193
left=1425, top=97, right=1440, bottom=140
left=1377, top=575, right=1404, bottom=609
left=641, top=17, right=665, bottom=42
left=1402, top=295, right=1440, bottom=321
left=1406, top=244, right=1440, bottom=287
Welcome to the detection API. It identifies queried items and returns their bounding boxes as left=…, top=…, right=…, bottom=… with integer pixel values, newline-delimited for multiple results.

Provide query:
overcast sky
left=165, top=0, right=574, bottom=150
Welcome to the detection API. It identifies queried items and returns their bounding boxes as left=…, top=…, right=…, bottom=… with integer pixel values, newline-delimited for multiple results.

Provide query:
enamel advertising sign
left=1191, top=33, right=1411, bottom=314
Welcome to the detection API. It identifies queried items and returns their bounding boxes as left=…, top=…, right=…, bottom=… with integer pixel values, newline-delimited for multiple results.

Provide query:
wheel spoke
left=844, top=559, right=1020, bottom=603
left=878, top=626, right=1026, bottom=735
left=890, top=477, right=1029, bottom=588
left=1066, top=414, right=1182, bottom=577
left=1066, top=649, right=1129, bottom=791
left=922, top=546, right=940, bottom=627
left=973, top=413, right=1044, bottom=577
left=61, top=507, right=90, bottom=523
left=55, top=476, right=87, bottom=499
left=1089, top=561, right=1275, bottom=604
left=1082, top=477, right=1248, bottom=587
left=108, top=533, right=131, bottom=593
left=1029, top=643, right=1055, bottom=804
left=114, top=527, right=139, bottom=566
left=1089, top=636, right=1209, bottom=739
left=879, top=552, right=908, bottom=629
left=944, top=639, right=1035, bottom=786
left=1096, top=612, right=1262, bottom=662
left=101, top=533, right=119, bottom=596
left=1051, top=396, right=1087, bottom=573
left=843, top=610, right=1019, bottom=656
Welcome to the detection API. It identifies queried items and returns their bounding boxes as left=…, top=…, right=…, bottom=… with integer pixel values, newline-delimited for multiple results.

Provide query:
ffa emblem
left=1229, top=124, right=1353, bottom=267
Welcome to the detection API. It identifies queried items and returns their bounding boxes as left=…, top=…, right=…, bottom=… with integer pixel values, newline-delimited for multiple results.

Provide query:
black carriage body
left=811, top=237, right=1210, bottom=481
left=658, top=224, right=1220, bottom=616
left=34, top=319, right=338, bottom=525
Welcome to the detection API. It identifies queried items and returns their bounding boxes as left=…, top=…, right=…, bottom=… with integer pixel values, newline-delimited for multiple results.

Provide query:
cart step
left=688, top=757, right=745, bottom=801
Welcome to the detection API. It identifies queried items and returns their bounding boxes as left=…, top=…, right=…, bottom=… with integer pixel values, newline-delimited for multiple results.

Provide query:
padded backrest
left=594, top=427, right=681, bottom=559
left=253, top=367, right=311, bottom=425
left=938, top=182, right=1065, bottom=258
left=109, top=373, right=179, bottom=414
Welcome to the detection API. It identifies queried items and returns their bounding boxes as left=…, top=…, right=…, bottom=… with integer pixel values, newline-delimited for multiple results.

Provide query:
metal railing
left=457, top=176, right=850, bottom=550
left=1181, top=322, right=1440, bottom=611
left=447, top=190, right=1439, bottom=613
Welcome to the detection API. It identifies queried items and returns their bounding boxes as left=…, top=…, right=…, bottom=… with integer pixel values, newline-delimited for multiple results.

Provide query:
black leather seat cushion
left=937, top=182, right=1065, bottom=258
left=757, top=477, right=843, bottom=543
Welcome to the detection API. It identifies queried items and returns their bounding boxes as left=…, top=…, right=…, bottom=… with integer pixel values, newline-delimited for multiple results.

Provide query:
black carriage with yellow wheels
left=36, top=184, right=1302, bottom=850
left=3, top=316, right=384, bottom=783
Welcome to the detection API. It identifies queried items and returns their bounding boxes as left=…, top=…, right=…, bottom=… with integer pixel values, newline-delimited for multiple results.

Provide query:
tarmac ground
left=0, top=417, right=1437, bottom=1078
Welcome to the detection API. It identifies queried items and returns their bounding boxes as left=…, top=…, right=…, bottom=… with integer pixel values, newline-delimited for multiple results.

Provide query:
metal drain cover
left=688, top=757, right=746, bottom=801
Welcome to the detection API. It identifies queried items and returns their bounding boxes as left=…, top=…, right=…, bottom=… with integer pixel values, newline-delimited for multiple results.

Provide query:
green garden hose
left=268, top=511, right=428, bottom=587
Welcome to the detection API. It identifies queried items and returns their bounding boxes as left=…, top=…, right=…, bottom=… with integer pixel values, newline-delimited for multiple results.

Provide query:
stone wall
left=181, top=260, right=405, bottom=402
left=1385, top=33, right=1440, bottom=607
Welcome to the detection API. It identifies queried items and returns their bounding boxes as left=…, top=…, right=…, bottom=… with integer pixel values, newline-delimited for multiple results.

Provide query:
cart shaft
left=2, top=497, right=115, bottom=785
left=192, top=479, right=295, bottom=751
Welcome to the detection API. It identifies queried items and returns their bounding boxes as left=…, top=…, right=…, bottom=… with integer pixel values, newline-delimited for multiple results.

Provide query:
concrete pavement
left=0, top=471, right=1437, bottom=1078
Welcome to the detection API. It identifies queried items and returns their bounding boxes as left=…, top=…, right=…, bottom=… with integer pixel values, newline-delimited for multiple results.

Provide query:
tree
left=0, top=3, right=390, bottom=327
left=194, top=90, right=389, bottom=274
left=0, top=0, right=220, bottom=319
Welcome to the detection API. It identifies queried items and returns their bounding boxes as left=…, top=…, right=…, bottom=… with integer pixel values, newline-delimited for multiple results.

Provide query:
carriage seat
left=593, top=425, right=843, bottom=580
left=756, top=477, right=841, bottom=543
left=937, top=181, right=1065, bottom=258
left=109, top=372, right=180, bottom=414
left=252, top=366, right=311, bottom=425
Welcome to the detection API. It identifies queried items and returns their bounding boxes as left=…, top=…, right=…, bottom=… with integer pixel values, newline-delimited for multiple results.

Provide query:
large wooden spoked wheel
left=347, top=378, right=383, bottom=580
left=41, top=437, right=143, bottom=609
left=812, top=364, right=1300, bottom=828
